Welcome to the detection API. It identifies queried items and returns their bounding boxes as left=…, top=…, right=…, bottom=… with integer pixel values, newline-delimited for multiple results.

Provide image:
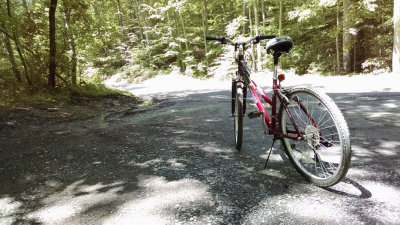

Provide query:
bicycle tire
left=279, top=87, right=351, bottom=187
left=234, top=83, right=244, bottom=151
left=231, top=80, right=236, bottom=115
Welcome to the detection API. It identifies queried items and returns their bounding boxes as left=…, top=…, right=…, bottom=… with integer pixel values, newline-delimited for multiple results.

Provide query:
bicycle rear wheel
left=279, top=87, right=351, bottom=187
left=234, top=83, right=244, bottom=151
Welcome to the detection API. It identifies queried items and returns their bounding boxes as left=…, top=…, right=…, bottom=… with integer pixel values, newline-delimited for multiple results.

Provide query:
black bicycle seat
left=266, top=37, right=293, bottom=55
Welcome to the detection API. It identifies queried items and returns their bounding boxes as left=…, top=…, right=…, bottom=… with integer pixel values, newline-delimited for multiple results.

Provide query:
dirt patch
left=0, top=94, right=139, bottom=128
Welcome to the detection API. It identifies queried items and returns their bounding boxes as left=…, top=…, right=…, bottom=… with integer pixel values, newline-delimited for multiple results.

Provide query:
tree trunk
left=7, top=0, right=32, bottom=86
left=203, top=0, right=208, bottom=34
left=138, top=0, right=149, bottom=47
left=133, top=0, right=144, bottom=42
left=393, top=0, right=400, bottom=73
left=336, top=2, right=341, bottom=73
left=249, top=6, right=256, bottom=70
left=242, top=1, right=246, bottom=35
left=279, top=0, right=282, bottom=36
left=249, top=6, right=253, bottom=37
left=229, top=0, right=234, bottom=19
left=262, top=0, right=266, bottom=29
left=62, top=0, right=77, bottom=86
left=221, top=0, right=226, bottom=21
left=115, top=0, right=125, bottom=38
left=48, top=0, right=58, bottom=89
left=343, top=0, right=353, bottom=73
left=254, top=3, right=262, bottom=71
left=202, top=0, right=208, bottom=57
left=93, top=1, right=103, bottom=27
left=142, top=12, right=150, bottom=47
left=179, top=12, right=189, bottom=52
left=174, top=11, right=185, bottom=70
left=2, top=33, right=22, bottom=82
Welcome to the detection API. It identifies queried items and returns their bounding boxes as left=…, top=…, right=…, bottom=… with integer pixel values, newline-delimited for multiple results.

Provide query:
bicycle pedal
left=248, top=110, right=263, bottom=119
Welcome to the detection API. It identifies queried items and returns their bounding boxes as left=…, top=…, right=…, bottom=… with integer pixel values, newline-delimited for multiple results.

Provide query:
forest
left=0, top=0, right=398, bottom=103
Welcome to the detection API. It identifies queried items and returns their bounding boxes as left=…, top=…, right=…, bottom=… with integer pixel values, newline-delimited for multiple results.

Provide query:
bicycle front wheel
left=279, top=87, right=351, bottom=187
left=234, top=83, right=244, bottom=151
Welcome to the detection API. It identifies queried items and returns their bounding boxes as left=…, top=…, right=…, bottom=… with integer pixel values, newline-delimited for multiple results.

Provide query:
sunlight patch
left=367, top=112, right=393, bottom=118
left=365, top=183, right=400, bottom=203
left=361, top=182, right=400, bottom=223
left=27, top=180, right=124, bottom=224
left=103, top=176, right=211, bottom=225
left=32, top=205, right=77, bottom=223
left=128, top=159, right=163, bottom=168
left=243, top=193, right=354, bottom=224
left=201, top=145, right=231, bottom=154
left=0, top=197, right=22, bottom=225
left=382, top=103, right=398, bottom=108
left=379, top=141, right=400, bottom=149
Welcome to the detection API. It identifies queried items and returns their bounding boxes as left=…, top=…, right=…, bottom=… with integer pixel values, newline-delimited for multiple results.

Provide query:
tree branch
left=0, top=26, right=36, bottom=56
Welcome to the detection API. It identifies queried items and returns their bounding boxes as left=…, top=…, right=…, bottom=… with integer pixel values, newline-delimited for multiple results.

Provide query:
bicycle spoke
left=319, top=124, right=337, bottom=130
left=291, top=101, right=309, bottom=127
left=321, top=132, right=339, bottom=138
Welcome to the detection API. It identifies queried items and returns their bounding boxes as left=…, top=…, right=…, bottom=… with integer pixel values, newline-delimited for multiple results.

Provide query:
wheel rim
left=282, top=92, right=344, bottom=180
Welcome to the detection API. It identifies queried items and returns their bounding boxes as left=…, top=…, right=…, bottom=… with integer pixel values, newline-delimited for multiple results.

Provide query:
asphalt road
left=1, top=73, right=399, bottom=224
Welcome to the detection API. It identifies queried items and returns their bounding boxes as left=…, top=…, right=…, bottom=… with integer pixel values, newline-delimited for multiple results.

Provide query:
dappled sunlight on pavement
left=26, top=180, right=124, bottom=224
left=104, top=70, right=230, bottom=96
left=105, top=70, right=400, bottom=97
left=103, top=177, right=211, bottom=225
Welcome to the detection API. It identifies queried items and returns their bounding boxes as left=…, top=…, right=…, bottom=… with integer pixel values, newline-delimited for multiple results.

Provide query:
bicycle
left=206, top=35, right=351, bottom=187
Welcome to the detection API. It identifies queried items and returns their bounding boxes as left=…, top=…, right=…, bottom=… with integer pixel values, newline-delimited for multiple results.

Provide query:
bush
left=361, top=58, right=391, bottom=74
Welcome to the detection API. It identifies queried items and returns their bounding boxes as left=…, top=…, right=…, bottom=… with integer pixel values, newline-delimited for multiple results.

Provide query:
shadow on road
left=1, top=90, right=399, bottom=224
left=324, top=178, right=372, bottom=199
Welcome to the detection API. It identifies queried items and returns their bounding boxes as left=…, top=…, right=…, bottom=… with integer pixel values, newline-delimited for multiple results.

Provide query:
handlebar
left=206, top=35, right=276, bottom=46
left=255, top=35, right=277, bottom=43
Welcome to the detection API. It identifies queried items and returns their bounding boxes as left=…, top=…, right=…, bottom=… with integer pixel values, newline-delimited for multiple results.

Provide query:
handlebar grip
left=206, top=36, right=226, bottom=42
left=256, top=35, right=277, bottom=42
left=259, top=35, right=276, bottom=40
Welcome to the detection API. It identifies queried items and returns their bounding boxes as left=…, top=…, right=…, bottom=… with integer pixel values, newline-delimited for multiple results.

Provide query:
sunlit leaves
left=288, top=8, right=315, bottom=22
left=226, top=16, right=247, bottom=37
left=361, top=0, right=378, bottom=12
left=319, top=0, right=337, bottom=7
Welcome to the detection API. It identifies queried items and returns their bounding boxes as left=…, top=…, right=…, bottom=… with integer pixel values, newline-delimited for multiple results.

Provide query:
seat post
left=273, top=53, right=280, bottom=80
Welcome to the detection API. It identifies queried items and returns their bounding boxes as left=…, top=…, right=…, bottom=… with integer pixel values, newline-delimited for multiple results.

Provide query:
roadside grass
left=0, top=81, right=135, bottom=108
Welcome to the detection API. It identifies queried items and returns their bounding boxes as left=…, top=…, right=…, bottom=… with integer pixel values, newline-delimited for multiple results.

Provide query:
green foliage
left=0, top=77, right=132, bottom=107
left=69, top=83, right=132, bottom=98
left=0, top=0, right=396, bottom=100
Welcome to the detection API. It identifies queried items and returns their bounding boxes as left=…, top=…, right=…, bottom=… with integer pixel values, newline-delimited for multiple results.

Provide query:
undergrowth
left=0, top=79, right=134, bottom=108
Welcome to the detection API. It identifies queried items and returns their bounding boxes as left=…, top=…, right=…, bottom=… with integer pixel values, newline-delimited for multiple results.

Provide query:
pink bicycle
left=206, top=35, right=351, bottom=187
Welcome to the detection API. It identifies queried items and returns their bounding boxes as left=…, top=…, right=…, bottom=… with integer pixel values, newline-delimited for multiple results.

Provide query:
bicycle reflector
left=278, top=74, right=285, bottom=82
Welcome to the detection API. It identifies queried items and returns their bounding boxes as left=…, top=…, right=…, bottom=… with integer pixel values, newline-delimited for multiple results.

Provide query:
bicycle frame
left=235, top=46, right=303, bottom=141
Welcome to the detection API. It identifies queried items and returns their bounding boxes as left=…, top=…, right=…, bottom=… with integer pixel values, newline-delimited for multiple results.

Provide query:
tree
left=254, top=1, right=262, bottom=71
left=2, top=33, right=22, bottom=82
left=343, top=0, right=354, bottom=73
left=279, top=0, right=283, bottom=36
left=48, top=0, right=58, bottom=88
left=202, top=0, right=208, bottom=56
left=336, top=1, right=341, bottom=73
left=6, top=0, right=32, bottom=85
left=394, top=0, right=400, bottom=73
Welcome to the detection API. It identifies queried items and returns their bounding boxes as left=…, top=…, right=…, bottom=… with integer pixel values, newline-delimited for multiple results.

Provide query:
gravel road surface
left=1, top=72, right=399, bottom=224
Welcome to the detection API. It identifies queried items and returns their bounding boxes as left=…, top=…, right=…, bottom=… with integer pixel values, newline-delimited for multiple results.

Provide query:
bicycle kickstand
left=264, top=137, right=277, bottom=169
